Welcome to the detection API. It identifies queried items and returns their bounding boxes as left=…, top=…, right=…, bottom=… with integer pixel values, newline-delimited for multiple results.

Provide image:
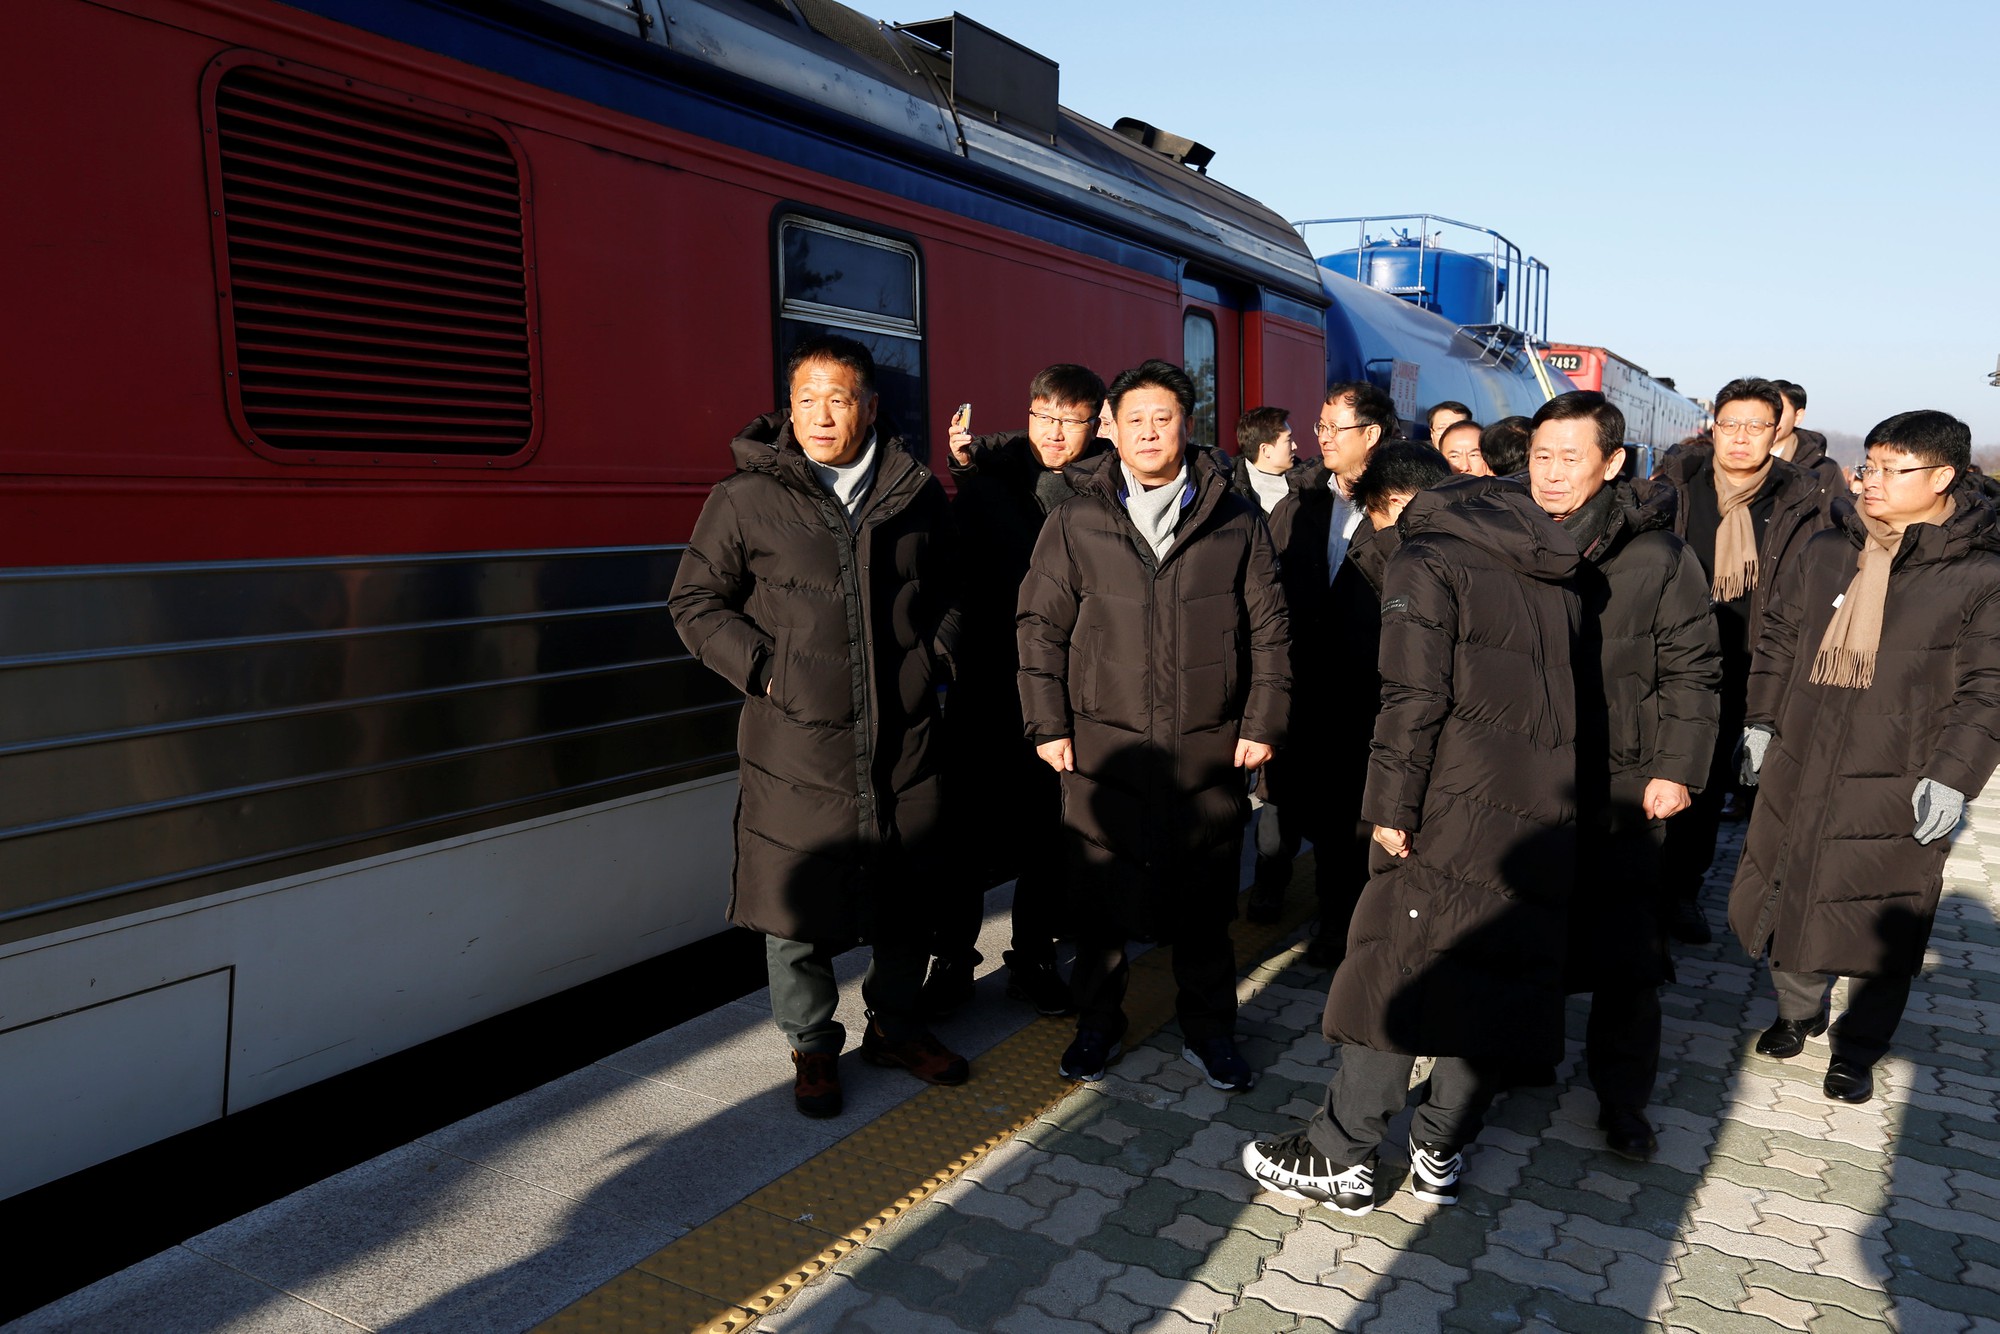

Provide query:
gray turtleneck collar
left=807, top=431, right=879, bottom=530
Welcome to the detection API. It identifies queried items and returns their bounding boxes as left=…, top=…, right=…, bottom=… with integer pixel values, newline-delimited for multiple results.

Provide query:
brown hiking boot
left=791, top=1049, right=842, bottom=1118
left=858, top=1021, right=969, bottom=1085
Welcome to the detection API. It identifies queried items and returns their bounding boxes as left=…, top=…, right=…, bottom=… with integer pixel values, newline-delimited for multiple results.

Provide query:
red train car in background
left=0, top=0, right=1327, bottom=1196
left=1541, top=343, right=1709, bottom=475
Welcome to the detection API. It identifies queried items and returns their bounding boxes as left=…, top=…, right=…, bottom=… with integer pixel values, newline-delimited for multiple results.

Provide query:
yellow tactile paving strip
left=537, top=878, right=1317, bottom=1334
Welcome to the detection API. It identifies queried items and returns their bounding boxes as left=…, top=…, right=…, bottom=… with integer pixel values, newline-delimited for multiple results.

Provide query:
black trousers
left=1585, top=983, right=1662, bottom=1114
left=1306, top=1046, right=1501, bottom=1167
left=933, top=760, right=1066, bottom=971
left=1314, top=812, right=1372, bottom=955
left=1773, top=968, right=1913, bottom=1068
left=1070, top=845, right=1240, bottom=1046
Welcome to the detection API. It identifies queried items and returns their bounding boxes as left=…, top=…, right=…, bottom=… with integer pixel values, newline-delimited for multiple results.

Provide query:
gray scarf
left=1122, top=459, right=1188, bottom=560
left=808, top=432, right=879, bottom=530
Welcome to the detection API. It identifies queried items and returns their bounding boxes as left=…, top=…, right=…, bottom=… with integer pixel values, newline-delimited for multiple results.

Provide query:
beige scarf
left=1710, top=457, right=1774, bottom=602
left=1810, top=501, right=1953, bottom=689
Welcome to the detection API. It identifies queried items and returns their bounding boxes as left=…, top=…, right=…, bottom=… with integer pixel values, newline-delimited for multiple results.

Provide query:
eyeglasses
left=1713, top=419, right=1775, bottom=435
left=1028, top=410, right=1096, bottom=430
left=1314, top=421, right=1369, bottom=438
left=1854, top=463, right=1948, bottom=481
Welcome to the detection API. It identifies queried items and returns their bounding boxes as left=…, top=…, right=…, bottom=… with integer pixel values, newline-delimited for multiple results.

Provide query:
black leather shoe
left=1245, top=883, right=1285, bottom=924
left=919, top=957, right=976, bottom=1019
left=1824, top=1059, right=1874, bottom=1104
left=1754, top=1012, right=1828, bottom=1058
left=1599, top=1107, right=1657, bottom=1161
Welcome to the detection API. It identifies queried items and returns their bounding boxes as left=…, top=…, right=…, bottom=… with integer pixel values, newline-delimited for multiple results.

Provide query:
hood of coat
left=727, top=410, right=925, bottom=500
left=1788, top=427, right=1830, bottom=472
left=1582, top=477, right=1678, bottom=565
left=1831, top=475, right=2000, bottom=567
left=1399, top=473, right=1579, bottom=582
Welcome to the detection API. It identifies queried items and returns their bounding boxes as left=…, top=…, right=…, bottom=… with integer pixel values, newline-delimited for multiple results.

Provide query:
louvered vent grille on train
left=210, top=66, right=536, bottom=457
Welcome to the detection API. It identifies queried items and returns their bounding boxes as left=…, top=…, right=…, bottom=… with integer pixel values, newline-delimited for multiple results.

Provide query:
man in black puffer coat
left=1526, top=392, right=1721, bottom=1161
left=669, top=336, right=967, bottom=1120
left=1242, top=473, right=1579, bottom=1217
left=925, top=364, right=1109, bottom=1018
left=1018, top=359, right=1290, bottom=1094
left=1731, top=410, right=2000, bottom=1106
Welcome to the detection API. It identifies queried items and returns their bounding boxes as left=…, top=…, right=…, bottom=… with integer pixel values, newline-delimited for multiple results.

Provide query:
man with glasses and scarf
left=1731, top=411, right=2000, bottom=1103
left=1654, top=378, right=1824, bottom=944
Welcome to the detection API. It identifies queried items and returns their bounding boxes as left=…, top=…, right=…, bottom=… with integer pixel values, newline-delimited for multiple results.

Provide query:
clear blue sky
left=892, top=1, right=2000, bottom=446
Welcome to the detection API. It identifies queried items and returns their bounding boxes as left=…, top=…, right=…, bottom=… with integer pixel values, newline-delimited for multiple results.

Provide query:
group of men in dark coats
left=1242, top=384, right=1999, bottom=1214
left=669, top=340, right=1997, bottom=1224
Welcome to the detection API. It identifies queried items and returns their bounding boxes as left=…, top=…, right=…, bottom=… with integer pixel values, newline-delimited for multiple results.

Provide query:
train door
left=1180, top=275, right=1241, bottom=454
left=1241, top=288, right=1329, bottom=444
left=772, top=210, right=929, bottom=459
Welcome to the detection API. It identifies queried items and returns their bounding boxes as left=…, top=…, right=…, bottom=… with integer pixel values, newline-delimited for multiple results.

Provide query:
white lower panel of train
left=0, top=773, right=738, bottom=1200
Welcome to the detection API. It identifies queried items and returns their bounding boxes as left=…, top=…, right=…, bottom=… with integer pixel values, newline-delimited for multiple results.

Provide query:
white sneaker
left=1240, top=1133, right=1375, bottom=1215
left=1408, top=1137, right=1462, bottom=1205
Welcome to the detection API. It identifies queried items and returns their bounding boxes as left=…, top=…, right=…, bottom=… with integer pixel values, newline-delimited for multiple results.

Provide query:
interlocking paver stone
left=743, top=797, right=2000, bottom=1334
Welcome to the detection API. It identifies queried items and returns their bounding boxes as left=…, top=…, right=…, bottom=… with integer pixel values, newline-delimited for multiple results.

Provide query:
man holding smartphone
left=924, top=364, right=1110, bottom=1018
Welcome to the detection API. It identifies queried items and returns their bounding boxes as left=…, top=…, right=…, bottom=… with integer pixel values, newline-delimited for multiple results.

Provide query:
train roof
left=446, top=0, right=1326, bottom=307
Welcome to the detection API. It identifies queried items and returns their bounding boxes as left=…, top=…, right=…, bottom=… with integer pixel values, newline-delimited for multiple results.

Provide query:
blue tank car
left=1300, top=214, right=1571, bottom=435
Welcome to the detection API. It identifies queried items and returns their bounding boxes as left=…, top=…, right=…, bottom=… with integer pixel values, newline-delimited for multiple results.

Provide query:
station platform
left=14, top=792, right=2000, bottom=1333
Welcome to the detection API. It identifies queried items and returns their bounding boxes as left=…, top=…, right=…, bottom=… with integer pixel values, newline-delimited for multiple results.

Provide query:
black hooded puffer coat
left=1320, top=474, right=1581, bottom=1064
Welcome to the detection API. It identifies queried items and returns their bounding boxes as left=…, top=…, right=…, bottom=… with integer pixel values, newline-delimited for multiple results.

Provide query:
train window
left=203, top=58, right=539, bottom=464
left=776, top=215, right=926, bottom=455
left=1183, top=310, right=1218, bottom=451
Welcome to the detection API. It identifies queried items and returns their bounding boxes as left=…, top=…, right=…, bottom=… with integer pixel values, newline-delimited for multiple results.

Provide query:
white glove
left=1737, top=725, right=1774, bottom=787
left=1912, top=778, right=1965, bottom=846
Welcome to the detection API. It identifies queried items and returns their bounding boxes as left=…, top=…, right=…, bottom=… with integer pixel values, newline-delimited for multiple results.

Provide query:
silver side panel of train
left=0, top=547, right=741, bottom=1198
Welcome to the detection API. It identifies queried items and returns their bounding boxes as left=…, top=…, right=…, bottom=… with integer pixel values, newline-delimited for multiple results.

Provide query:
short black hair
left=1236, top=406, right=1290, bottom=456
left=1480, top=416, right=1532, bottom=476
left=786, top=333, right=876, bottom=396
left=1531, top=390, right=1626, bottom=457
left=1713, top=377, right=1784, bottom=425
left=1324, top=380, right=1399, bottom=438
left=1351, top=442, right=1452, bottom=515
left=1029, top=363, right=1106, bottom=415
left=1425, top=400, right=1472, bottom=431
left=1438, top=419, right=1483, bottom=448
left=1866, top=409, right=1970, bottom=483
left=1773, top=379, right=1807, bottom=411
left=1107, top=359, right=1196, bottom=418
